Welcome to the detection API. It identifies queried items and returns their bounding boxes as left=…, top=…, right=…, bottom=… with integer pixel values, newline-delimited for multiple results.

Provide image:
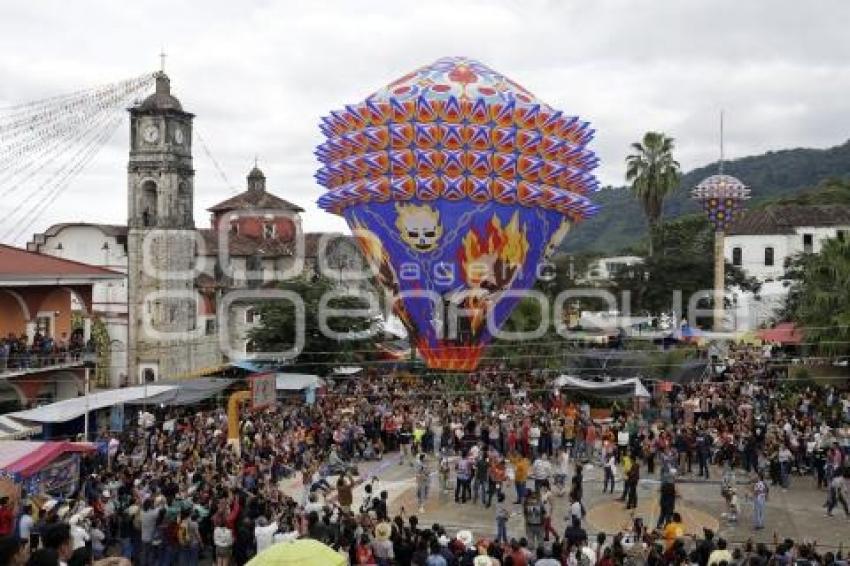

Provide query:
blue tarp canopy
left=229, top=360, right=266, bottom=373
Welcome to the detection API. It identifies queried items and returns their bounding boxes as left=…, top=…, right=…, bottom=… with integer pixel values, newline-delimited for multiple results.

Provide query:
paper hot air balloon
left=316, top=57, right=600, bottom=370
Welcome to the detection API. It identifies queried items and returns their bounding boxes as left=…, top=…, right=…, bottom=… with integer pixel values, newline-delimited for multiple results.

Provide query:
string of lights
left=0, top=113, right=124, bottom=242
left=0, top=73, right=155, bottom=242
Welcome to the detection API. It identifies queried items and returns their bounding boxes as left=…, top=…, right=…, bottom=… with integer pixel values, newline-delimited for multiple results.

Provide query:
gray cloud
left=1, top=0, right=849, bottom=241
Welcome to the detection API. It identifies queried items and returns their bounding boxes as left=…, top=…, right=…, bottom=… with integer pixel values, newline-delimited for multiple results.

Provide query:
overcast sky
left=1, top=0, right=849, bottom=243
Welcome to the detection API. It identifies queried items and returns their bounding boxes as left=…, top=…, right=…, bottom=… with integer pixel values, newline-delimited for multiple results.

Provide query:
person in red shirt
left=0, top=496, right=15, bottom=537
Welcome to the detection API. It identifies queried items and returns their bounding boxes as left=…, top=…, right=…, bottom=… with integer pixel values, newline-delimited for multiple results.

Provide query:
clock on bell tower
left=128, top=71, right=194, bottom=229
left=127, top=70, right=203, bottom=385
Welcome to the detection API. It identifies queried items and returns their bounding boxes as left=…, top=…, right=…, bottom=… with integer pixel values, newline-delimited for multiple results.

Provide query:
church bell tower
left=127, top=71, right=199, bottom=383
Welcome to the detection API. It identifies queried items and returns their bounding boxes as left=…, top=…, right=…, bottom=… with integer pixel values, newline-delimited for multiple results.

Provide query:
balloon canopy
left=315, top=56, right=600, bottom=370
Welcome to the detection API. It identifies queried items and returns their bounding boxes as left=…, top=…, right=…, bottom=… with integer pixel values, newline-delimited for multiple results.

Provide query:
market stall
left=0, top=440, right=95, bottom=500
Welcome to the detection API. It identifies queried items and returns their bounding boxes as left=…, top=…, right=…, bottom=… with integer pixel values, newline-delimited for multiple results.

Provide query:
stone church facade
left=27, top=71, right=368, bottom=388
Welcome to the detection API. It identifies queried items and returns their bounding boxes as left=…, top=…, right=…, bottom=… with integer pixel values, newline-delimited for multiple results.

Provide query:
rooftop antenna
left=719, top=109, right=725, bottom=176
left=254, top=154, right=259, bottom=168
left=159, top=48, right=167, bottom=74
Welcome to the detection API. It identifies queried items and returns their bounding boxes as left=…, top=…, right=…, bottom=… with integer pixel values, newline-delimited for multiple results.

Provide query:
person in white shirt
left=254, top=516, right=278, bottom=554
left=708, top=538, right=733, bottom=565
left=569, top=493, right=584, bottom=526
left=603, top=451, right=617, bottom=494
left=554, top=448, right=571, bottom=496
left=529, top=423, right=541, bottom=456
left=17, top=504, right=33, bottom=547
left=213, top=517, right=234, bottom=566
left=68, top=516, right=89, bottom=550
left=532, top=454, right=552, bottom=492
left=617, top=429, right=630, bottom=461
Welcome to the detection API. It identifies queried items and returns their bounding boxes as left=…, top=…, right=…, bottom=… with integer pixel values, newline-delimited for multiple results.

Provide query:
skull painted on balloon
left=395, top=203, right=443, bottom=252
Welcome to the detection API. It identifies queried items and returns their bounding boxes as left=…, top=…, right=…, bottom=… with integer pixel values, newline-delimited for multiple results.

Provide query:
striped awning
left=0, top=415, right=42, bottom=440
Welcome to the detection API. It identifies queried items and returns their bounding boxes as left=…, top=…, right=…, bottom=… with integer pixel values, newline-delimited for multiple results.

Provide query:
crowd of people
left=1, top=343, right=849, bottom=565
left=0, top=329, right=92, bottom=372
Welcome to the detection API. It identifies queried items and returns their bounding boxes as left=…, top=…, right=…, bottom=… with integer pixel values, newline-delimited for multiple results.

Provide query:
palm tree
left=625, top=132, right=681, bottom=256
left=792, top=237, right=850, bottom=356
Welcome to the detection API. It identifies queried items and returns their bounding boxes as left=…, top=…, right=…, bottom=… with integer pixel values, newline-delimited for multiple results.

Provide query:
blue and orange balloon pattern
left=315, top=57, right=600, bottom=370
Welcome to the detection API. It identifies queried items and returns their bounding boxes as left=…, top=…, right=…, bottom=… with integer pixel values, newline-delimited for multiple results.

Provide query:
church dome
left=247, top=165, right=266, bottom=192
left=139, top=72, right=183, bottom=111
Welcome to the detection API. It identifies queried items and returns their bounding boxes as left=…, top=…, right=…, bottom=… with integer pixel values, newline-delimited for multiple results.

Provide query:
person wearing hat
left=372, top=521, right=394, bottom=564
left=456, top=529, right=474, bottom=549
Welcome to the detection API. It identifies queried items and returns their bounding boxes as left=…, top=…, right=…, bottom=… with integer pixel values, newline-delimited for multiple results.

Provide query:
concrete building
left=725, top=205, right=850, bottom=282
left=0, top=244, right=123, bottom=407
left=26, top=224, right=129, bottom=387
left=582, top=255, right=644, bottom=284
left=723, top=204, right=850, bottom=331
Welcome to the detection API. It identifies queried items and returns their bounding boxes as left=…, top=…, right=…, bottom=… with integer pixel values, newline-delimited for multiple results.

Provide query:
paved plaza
left=302, top=456, right=850, bottom=551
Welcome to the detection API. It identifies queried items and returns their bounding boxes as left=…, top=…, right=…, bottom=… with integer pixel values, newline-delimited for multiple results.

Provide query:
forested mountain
left=563, top=139, right=850, bottom=254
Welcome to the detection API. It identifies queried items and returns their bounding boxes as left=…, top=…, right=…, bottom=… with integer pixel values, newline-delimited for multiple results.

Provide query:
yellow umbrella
left=246, top=539, right=347, bottom=566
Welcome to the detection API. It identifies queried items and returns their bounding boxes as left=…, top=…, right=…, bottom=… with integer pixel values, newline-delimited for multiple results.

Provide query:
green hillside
left=563, top=139, right=850, bottom=254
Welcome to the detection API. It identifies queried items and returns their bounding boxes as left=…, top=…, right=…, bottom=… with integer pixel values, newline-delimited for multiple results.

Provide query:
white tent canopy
left=554, top=375, right=650, bottom=399
left=9, top=385, right=176, bottom=424
left=0, top=415, right=42, bottom=440
left=275, top=373, right=321, bottom=391
left=331, top=366, right=362, bottom=377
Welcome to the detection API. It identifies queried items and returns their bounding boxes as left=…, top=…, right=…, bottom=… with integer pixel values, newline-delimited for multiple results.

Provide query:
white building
left=582, top=255, right=644, bottom=284
left=724, top=204, right=850, bottom=331
left=725, top=205, right=850, bottom=282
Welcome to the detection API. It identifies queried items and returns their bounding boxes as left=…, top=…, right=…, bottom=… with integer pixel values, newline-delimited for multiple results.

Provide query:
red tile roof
left=0, top=244, right=123, bottom=280
left=196, top=229, right=295, bottom=257
left=207, top=189, right=303, bottom=213
left=727, top=205, right=850, bottom=235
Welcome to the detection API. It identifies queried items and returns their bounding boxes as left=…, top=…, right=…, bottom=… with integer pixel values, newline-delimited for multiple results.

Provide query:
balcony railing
left=0, top=349, right=97, bottom=376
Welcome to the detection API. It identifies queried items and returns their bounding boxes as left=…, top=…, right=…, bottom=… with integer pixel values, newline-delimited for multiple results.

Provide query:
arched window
left=732, top=247, right=742, bottom=266
left=178, top=182, right=192, bottom=224
left=764, top=247, right=774, bottom=266
left=140, top=180, right=158, bottom=227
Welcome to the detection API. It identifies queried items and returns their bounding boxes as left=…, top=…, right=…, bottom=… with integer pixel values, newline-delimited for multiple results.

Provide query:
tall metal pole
left=83, top=366, right=90, bottom=441
left=714, top=231, right=725, bottom=331
left=715, top=110, right=726, bottom=332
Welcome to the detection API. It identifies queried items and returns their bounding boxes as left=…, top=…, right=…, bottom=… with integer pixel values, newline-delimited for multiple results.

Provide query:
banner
left=109, top=403, right=124, bottom=432
left=22, top=453, right=80, bottom=497
left=251, top=373, right=276, bottom=409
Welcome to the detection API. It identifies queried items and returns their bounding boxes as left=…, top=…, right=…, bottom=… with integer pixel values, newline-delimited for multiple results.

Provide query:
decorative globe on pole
left=691, top=173, right=750, bottom=330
